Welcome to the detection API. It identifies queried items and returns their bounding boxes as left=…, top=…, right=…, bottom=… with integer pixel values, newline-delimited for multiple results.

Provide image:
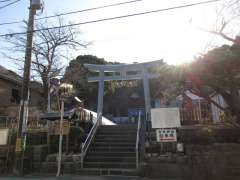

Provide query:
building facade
left=0, top=65, right=43, bottom=124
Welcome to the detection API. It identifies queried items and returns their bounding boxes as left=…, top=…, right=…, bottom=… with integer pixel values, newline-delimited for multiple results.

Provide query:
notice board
left=156, top=129, right=177, bottom=142
left=151, top=108, right=181, bottom=128
left=0, top=129, right=9, bottom=145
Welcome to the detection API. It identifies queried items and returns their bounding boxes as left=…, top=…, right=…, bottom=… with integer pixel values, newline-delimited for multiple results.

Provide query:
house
left=176, top=90, right=236, bottom=124
left=0, top=65, right=44, bottom=125
left=210, top=93, right=227, bottom=123
left=177, top=90, right=212, bottom=125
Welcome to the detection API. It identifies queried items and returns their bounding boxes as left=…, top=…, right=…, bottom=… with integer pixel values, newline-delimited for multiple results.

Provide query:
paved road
left=0, top=175, right=177, bottom=180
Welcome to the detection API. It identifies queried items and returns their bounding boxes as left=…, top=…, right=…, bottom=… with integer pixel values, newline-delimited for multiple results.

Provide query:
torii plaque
left=84, top=60, right=162, bottom=123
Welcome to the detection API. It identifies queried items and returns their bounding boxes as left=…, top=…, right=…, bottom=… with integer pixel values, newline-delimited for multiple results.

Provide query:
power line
left=36, top=0, right=142, bottom=20
left=0, top=0, right=20, bottom=10
left=0, top=0, right=13, bottom=3
left=0, top=0, right=221, bottom=37
left=0, top=0, right=142, bottom=26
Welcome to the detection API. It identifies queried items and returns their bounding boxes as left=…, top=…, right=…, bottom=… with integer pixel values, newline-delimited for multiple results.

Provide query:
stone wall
left=144, top=126, right=240, bottom=180
left=149, top=126, right=240, bottom=145
left=186, top=144, right=240, bottom=180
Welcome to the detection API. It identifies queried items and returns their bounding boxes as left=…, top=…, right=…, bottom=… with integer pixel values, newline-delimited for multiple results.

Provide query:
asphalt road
left=0, top=175, right=176, bottom=180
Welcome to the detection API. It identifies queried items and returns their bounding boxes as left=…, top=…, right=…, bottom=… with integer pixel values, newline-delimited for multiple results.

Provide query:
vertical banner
left=15, top=138, right=22, bottom=152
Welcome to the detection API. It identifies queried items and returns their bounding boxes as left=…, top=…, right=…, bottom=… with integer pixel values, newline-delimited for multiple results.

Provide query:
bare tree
left=210, top=0, right=240, bottom=44
left=1, top=17, right=89, bottom=110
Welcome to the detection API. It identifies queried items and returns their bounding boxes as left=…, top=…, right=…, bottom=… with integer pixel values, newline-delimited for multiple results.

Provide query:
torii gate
left=84, top=60, right=162, bottom=123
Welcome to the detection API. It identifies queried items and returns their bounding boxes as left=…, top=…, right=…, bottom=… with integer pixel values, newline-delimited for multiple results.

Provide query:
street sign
left=0, top=129, right=9, bottom=145
left=156, top=129, right=177, bottom=142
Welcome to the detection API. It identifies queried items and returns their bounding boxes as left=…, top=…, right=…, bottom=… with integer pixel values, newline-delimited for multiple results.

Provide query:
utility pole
left=13, top=0, right=42, bottom=176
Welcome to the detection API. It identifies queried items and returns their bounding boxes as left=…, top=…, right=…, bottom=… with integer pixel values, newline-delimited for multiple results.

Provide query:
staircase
left=78, top=125, right=138, bottom=176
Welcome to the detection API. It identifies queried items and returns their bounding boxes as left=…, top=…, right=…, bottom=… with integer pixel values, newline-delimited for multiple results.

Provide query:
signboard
left=0, top=129, right=9, bottom=145
left=151, top=108, right=181, bottom=128
left=128, top=109, right=145, bottom=116
left=156, top=129, right=177, bottom=142
left=15, top=138, right=22, bottom=152
left=49, top=121, right=70, bottom=135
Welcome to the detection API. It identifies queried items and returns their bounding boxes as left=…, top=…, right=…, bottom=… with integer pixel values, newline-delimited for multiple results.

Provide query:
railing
left=81, top=113, right=102, bottom=168
left=135, top=112, right=141, bottom=169
left=0, top=116, right=17, bottom=128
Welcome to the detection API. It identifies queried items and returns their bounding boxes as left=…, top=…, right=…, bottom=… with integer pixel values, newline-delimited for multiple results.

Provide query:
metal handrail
left=135, top=112, right=141, bottom=169
left=81, top=113, right=102, bottom=168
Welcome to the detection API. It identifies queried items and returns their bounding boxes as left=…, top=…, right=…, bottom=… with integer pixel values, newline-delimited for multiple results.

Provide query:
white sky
left=0, top=0, right=233, bottom=71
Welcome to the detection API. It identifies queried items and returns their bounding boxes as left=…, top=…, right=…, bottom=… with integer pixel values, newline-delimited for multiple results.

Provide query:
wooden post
left=56, top=100, right=64, bottom=177
left=198, top=100, right=202, bottom=123
left=66, top=134, right=69, bottom=154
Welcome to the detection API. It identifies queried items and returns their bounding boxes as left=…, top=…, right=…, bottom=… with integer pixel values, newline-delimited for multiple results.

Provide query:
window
left=11, top=89, right=20, bottom=104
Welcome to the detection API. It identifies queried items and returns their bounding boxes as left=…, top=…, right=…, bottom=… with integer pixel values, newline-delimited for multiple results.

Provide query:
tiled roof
left=0, top=65, right=42, bottom=91
left=0, top=65, right=22, bottom=84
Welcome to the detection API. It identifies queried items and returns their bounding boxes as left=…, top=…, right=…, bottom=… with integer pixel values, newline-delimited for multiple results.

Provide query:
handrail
left=81, top=113, right=102, bottom=168
left=135, top=111, right=141, bottom=169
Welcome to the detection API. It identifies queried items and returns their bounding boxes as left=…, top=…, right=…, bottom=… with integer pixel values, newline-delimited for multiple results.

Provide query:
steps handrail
left=81, top=113, right=102, bottom=168
left=136, top=111, right=141, bottom=169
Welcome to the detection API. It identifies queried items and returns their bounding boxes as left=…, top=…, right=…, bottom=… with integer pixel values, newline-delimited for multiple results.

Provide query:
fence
left=179, top=102, right=212, bottom=125
left=0, top=116, right=17, bottom=128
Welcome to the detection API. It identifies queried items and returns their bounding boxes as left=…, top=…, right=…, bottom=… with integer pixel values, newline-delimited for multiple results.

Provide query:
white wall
left=211, top=94, right=227, bottom=123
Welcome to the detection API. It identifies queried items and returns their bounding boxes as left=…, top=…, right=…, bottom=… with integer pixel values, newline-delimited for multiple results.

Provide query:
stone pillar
left=142, top=67, right=151, bottom=120
left=97, top=70, right=104, bottom=124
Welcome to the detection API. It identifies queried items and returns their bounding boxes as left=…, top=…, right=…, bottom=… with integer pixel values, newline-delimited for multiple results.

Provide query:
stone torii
left=84, top=60, right=162, bottom=123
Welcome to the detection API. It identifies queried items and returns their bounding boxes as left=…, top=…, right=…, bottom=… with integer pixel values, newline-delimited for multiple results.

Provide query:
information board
left=0, top=129, right=9, bottom=145
left=156, top=129, right=177, bottom=142
left=151, top=108, right=181, bottom=128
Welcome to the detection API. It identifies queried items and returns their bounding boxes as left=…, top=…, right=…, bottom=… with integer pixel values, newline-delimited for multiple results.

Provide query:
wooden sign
left=15, top=138, right=22, bottom=152
left=49, top=120, right=70, bottom=135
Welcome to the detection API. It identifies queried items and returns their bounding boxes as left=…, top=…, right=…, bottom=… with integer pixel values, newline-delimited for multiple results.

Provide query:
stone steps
left=94, top=139, right=136, bottom=143
left=85, top=156, right=136, bottom=163
left=40, top=125, right=138, bottom=176
left=86, top=152, right=136, bottom=157
left=97, top=132, right=137, bottom=136
left=88, top=146, right=135, bottom=153
left=95, top=135, right=136, bottom=141
left=82, top=125, right=138, bottom=175
left=91, top=142, right=136, bottom=147
left=84, top=162, right=136, bottom=169
left=76, top=168, right=138, bottom=176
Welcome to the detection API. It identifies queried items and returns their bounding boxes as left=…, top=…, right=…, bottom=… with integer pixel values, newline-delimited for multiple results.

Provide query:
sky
left=0, top=0, right=231, bottom=71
